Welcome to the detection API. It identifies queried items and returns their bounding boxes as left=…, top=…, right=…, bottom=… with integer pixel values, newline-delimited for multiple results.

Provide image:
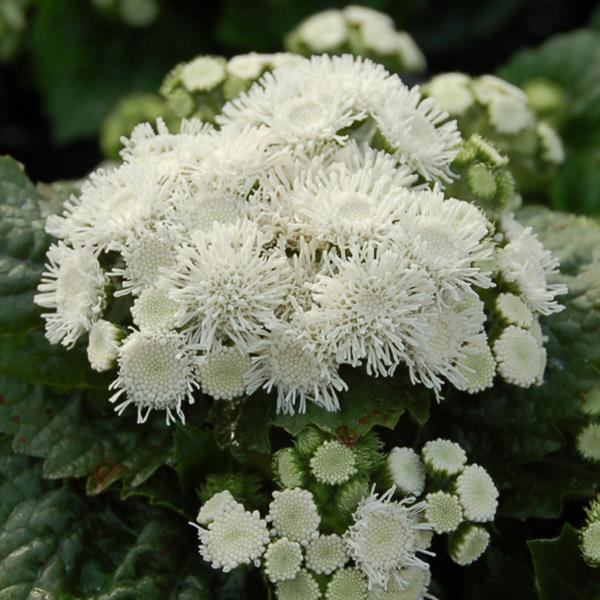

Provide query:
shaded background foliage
left=0, top=0, right=598, bottom=183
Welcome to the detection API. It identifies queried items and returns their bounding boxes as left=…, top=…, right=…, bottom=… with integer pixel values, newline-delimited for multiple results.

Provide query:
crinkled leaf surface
left=0, top=157, right=51, bottom=334
left=0, top=376, right=173, bottom=497
left=528, top=524, right=600, bottom=599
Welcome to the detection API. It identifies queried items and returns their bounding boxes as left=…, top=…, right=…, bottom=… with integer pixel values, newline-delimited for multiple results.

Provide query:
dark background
left=0, top=0, right=597, bottom=183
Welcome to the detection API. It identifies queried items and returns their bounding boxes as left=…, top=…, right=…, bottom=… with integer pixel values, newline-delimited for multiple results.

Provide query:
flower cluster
left=161, top=52, right=304, bottom=122
left=385, top=438, right=498, bottom=566
left=285, top=5, right=425, bottom=75
left=423, top=73, right=565, bottom=194
left=195, top=428, right=500, bottom=597
left=35, top=54, right=566, bottom=424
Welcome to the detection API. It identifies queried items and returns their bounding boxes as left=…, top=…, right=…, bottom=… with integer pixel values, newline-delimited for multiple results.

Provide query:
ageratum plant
left=35, top=55, right=565, bottom=427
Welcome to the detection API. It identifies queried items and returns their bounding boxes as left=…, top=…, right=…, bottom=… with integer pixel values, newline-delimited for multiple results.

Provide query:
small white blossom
left=326, top=567, right=369, bottom=600
left=35, top=243, right=106, bottom=348
left=424, top=73, right=474, bottom=116
left=305, top=534, right=349, bottom=575
left=196, top=503, right=269, bottom=572
left=87, top=320, right=121, bottom=372
left=267, top=488, right=321, bottom=544
left=275, top=568, right=321, bottom=600
left=109, top=330, right=199, bottom=424
left=455, top=464, right=498, bottom=522
left=448, top=524, right=490, bottom=566
left=496, top=292, right=534, bottom=328
left=494, top=326, right=546, bottom=387
left=424, top=491, right=463, bottom=534
left=386, top=448, right=426, bottom=497
left=537, top=121, right=565, bottom=164
left=310, top=440, right=357, bottom=485
left=421, top=439, right=467, bottom=477
left=180, top=56, right=226, bottom=92
left=198, top=346, right=251, bottom=401
left=454, top=338, right=496, bottom=394
left=196, top=490, right=240, bottom=526
left=577, top=423, right=600, bottom=463
left=346, top=487, right=431, bottom=589
left=264, top=538, right=304, bottom=583
left=130, top=287, right=179, bottom=332
left=297, top=10, right=347, bottom=51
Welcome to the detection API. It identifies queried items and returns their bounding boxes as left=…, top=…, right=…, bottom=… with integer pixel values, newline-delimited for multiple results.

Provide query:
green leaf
left=0, top=376, right=173, bottom=496
left=0, top=157, right=52, bottom=334
left=528, top=524, right=600, bottom=599
left=0, top=483, right=211, bottom=599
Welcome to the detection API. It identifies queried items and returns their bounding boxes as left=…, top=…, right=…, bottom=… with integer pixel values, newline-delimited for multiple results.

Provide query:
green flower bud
left=295, top=426, right=325, bottom=457
left=273, top=447, right=306, bottom=488
left=336, top=477, right=369, bottom=513
left=352, top=432, right=384, bottom=472
left=582, top=387, right=600, bottom=417
left=577, top=423, right=600, bottom=463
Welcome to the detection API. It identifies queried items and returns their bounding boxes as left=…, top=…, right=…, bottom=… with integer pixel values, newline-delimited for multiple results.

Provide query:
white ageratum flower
left=35, top=243, right=106, bottom=348
left=498, top=215, right=567, bottom=315
left=487, top=94, right=533, bottom=134
left=297, top=10, right=347, bottom=51
left=495, top=292, right=534, bottom=328
left=289, top=161, right=411, bottom=248
left=576, top=423, right=600, bottom=462
left=373, top=78, right=461, bottom=182
left=110, top=224, right=181, bottom=297
left=368, top=566, right=433, bottom=600
left=493, top=326, right=546, bottom=387
left=386, top=448, right=426, bottom=497
left=198, top=346, right=251, bottom=401
left=196, top=503, right=269, bottom=572
left=267, top=488, right=321, bottom=544
left=409, top=293, right=488, bottom=394
left=421, top=439, right=467, bottom=477
left=109, top=330, right=199, bottom=424
left=309, top=243, right=435, bottom=377
left=448, top=524, right=490, bottom=566
left=245, top=316, right=347, bottom=415
left=581, top=521, right=600, bottom=566
left=537, top=121, right=565, bottom=164
left=118, top=117, right=212, bottom=165
left=130, top=287, right=179, bottom=332
left=196, top=490, right=240, bottom=526
left=395, top=190, right=494, bottom=296
left=264, top=538, right=304, bottom=583
left=305, top=534, right=349, bottom=575
left=45, top=161, right=165, bottom=251
left=310, top=440, right=357, bottom=485
left=180, top=56, right=226, bottom=92
left=424, top=491, right=463, bottom=534
left=87, top=320, right=121, bottom=372
left=455, top=464, right=498, bottom=522
left=395, top=33, right=427, bottom=72
left=227, top=53, right=269, bottom=80
left=346, top=487, right=432, bottom=589
left=424, top=73, right=474, bottom=116
left=275, top=569, right=321, bottom=600
left=326, top=567, right=369, bottom=600
left=187, top=125, right=281, bottom=197
left=220, top=55, right=389, bottom=149
left=166, top=220, right=290, bottom=350
left=454, top=337, right=496, bottom=394
left=472, top=75, right=526, bottom=105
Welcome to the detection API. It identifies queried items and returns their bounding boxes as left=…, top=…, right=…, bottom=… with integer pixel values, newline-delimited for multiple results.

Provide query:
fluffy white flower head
left=310, top=440, right=357, bottom=485
left=109, top=330, right=199, bottom=424
left=87, top=320, right=121, bottom=372
left=305, top=534, right=349, bottom=575
left=264, top=538, right=303, bottom=583
left=346, top=487, right=431, bottom=589
left=267, top=488, right=321, bottom=544
left=455, top=464, right=498, bottom=522
left=35, top=243, right=106, bottom=348
left=421, top=439, right=467, bottom=477
left=387, top=448, right=426, bottom=497
left=196, top=503, right=269, bottom=572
